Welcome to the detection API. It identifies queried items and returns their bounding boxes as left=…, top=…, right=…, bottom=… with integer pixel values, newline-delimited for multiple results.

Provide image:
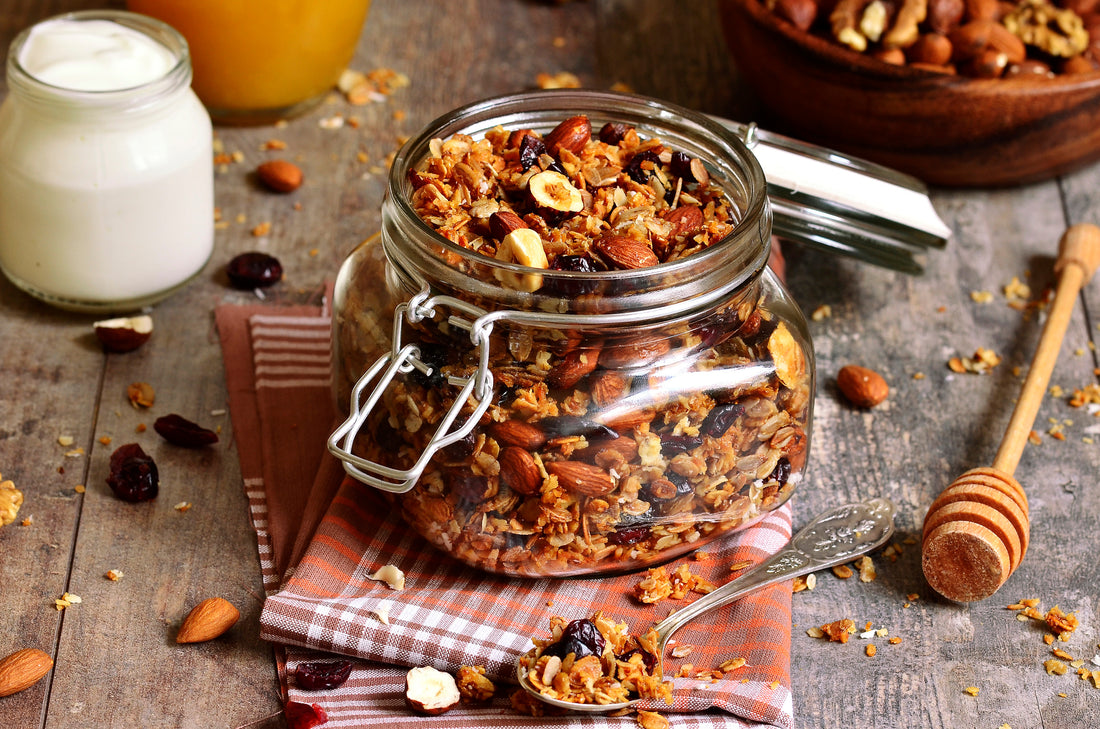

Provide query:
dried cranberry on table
left=295, top=660, right=353, bottom=691
left=154, top=414, right=219, bottom=448
left=284, top=701, right=328, bottom=729
left=106, top=443, right=158, bottom=502
left=226, top=251, right=283, bottom=289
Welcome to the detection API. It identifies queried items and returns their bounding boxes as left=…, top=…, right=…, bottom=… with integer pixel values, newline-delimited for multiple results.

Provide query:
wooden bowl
left=717, top=0, right=1100, bottom=187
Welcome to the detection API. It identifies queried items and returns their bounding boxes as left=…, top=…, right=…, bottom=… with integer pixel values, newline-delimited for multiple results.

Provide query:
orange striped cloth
left=216, top=300, right=795, bottom=729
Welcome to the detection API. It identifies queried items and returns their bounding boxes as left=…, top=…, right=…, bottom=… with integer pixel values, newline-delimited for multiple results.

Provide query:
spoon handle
left=652, top=498, right=896, bottom=644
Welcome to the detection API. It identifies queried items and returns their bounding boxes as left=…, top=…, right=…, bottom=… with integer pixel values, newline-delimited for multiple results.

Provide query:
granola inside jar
left=330, top=90, right=814, bottom=577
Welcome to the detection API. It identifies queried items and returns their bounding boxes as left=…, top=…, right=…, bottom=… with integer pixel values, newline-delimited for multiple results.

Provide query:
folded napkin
left=216, top=297, right=795, bottom=729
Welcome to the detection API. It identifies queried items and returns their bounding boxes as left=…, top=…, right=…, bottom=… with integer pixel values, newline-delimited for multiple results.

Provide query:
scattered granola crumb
left=728, top=560, right=753, bottom=572
left=536, top=71, right=581, bottom=88
left=948, top=347, right=1002, bottom=374
left=64, top=448, right=85, bottom=458
left=635, top=708, right=669, bottom=729
left=263, top=139, right=287, bottom=151
left=1028, top=430, right=1042, bottom=446
left=74, top=484, right=85, bottom=494
left=964, top=686, right=979, bottom=696
left=912, top=371, right=925, bottom=380
left=670, top=645, right=693, bottom=658
left=98, top=435, right=112, bottom=446
left=889, top=636, right=903, bottom=645
left=970, top=290, right=993, bottom=303
left=1044, top=659, right=1068, bottom=676
left=251, top=221, right=272, bottom=237
left=831, top=564, right=854, bottom=579
left=456, top=664, right=495, bottom=703
left=1045, top=605, right=1079, bottom=638
left=372, top=605, right=390, bottom=624
left=369, top=564, right=405, bottom=590
left=174, top=502, right=192, bottom=512
left=718, top=657, right=746, bottom=672
left=811, top=304, right=832, bottom=321
left=693, top=551, right=711, bottom=561
left=105, top=569, right=123, bottom=581
left=855, top=556, right=876, bottom=583
left=1004, top=276, right=1031, bottom=303
left=818, top=619, right=856, bottom=643
left=865, top=644, right=876, bottom=657
left=54, top=592, right=81, bottom=611
left=58, top=435, right=74, bottom=446
left=20, top=515, right=33, bottom=527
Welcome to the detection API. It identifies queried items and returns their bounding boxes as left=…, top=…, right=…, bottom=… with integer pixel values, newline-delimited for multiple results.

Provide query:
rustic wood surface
left=1, top=1, right=1098, bottom=728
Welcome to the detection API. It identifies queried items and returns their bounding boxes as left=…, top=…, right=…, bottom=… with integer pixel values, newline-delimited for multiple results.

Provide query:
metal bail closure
left=327, top=294, right=495, bottom=494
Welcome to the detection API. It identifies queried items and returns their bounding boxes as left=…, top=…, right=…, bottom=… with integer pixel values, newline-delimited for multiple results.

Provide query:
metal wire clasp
left=327, top=289, right=496, bottom=493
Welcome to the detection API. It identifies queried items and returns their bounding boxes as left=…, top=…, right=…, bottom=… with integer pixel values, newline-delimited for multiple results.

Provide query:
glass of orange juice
left=126, top=0, right=371, bottom=125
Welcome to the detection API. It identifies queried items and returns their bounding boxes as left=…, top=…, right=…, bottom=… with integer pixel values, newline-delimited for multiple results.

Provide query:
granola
left=333, top=112, right=811, bottom=576
left=519, top=612, right=672, bottom=707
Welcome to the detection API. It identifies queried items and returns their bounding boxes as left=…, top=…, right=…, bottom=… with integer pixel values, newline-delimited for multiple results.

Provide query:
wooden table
left=2, top=1, right=1098, bottom=727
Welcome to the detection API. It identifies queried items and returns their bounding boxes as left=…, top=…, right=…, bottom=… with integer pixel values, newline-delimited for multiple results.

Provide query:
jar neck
left=382, top=90, right=773, bottom=325
left=5, top=10, right=193, bottom=119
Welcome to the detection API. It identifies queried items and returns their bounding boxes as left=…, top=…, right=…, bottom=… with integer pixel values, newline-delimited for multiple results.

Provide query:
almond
left=598, top=335, right=671, bottom=369
left=907, top=33, right=954, bottom=66
left=487, top=420, right=547, bottom=450
left=546, top=349, right=599, bottom=389
left=0, top=648, right=53, bottom=697
left=176, top=597, right=240, bottom=644
left=949, top=19, right=995, bottom=61
left=987, top=23, right=1026, bottom=64
left=256, top=159, right=303, bottom=193
left=498, top=446, right=542, bottom=495
left=589, top=370, right=631, bottom=408
left=546, top=460, right=615, bottom=497
left=594, top=235, right=660, bottom=270
left=836, top=364, right=889, bottom=408
left=488, top=210, right=528, bottom=240
left=543, top=115, right=591, bottom=158
left=660, top=205, right=705, bottom=238
left=575, top=435, right=639, bottom=465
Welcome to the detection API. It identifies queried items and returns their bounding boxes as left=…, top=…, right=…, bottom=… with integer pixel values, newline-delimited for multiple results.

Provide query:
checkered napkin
left=215, top=300, right=795, bottom=729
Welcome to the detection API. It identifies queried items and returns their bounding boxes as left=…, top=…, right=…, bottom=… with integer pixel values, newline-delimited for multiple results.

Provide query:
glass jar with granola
left=330, top=90, right=813, bottom=577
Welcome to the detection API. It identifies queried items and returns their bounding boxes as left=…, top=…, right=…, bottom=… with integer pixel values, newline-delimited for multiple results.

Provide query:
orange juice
left=126, top=0, right=371, bottom=124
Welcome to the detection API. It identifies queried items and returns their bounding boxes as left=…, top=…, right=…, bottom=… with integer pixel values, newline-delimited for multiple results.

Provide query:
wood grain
left=1, top=1, right=1098, bottom=728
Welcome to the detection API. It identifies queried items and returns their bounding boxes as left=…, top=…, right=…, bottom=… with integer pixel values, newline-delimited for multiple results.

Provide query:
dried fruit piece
left=543, top=618, right=605, bottom=660
left=176, top=597, right=240, bottom=643
left=127, top=382, right=155, bottom=409
left=93, top=315, right=153, bottom=353
left=405, top=666, right=461, bottom=714
left=256, top=159, right=304, bottom=193
left=106, top=443, right=159, bottom=502
left=296, top=660, right=353, bottom=690
left=226, top=251, right=283, bottom=289
left=836, top=364, right=889, bottom=408
left=0, top=476, right=24, bottom=527
left=154, top=414, right=219, bottom=448
left=284, top=701, right=328, bottom=729
left=0, top=648, right=53, bottom=697
left=528, top=170, right=583, bottom=213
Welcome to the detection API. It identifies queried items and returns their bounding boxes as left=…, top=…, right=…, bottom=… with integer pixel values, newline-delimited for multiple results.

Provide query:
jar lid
left=717, top=118, right=950, bottom=274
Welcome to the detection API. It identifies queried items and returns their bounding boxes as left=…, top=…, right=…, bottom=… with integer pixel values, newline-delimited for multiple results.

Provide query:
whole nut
left=659, top=205, right=705, bottom=238
left=774, top=0, right=818, bottom=30
left=546, top=460, right=615, bottom=497
left=176, top=597, right=240, bottom=643
left=488, top=420, right=547, bottom=450
left=256, top=159, right=303, bottom=193
left=836, top=364, right=889, bottom=408
left=908, top=33, right=955, bottom=65
left=545, top=349, right=599, bottom=389
left=964, top=0, right=999, bottom=21
left=543, top=115, right=591, bottom=158
left=1005, top=59, right=1055, bottom=77
left=0, top=648, right=53, bottom=697
left=498, top=446, right=542, bottom=495
left=594, top=234, right=660, bottom=270
left=949, top=19, right=996, bottom=61
left=94, top=315, right=153, bottom=353
left=967, top=47, right=1010, bottom=77
left=927, top=0, right=966, bottom=33
left=987, top=23, right=1026, bottom=65
left=488, top=210, right=528, bottom=240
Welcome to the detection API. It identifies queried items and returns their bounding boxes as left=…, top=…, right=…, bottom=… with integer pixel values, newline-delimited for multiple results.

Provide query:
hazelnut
left=94, top=315, right=153, bottom=353
left=405, top=666, right=461, bottom=714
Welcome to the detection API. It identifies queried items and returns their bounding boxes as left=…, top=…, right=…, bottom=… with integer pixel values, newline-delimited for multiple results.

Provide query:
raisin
left=154, top=414, right=219, bottom=448
left=518, top=134, right=546, bottom=171
left=551, top=254, right=597, bottom=274
left=226, top=252, right=283, bottom=289
left=669, top=150, right=696, bottom=182
left=770, top=457, right=792, bottom=486
left=447, top=471, right=490, bottom=502
left=618, top=647, right=659, bottom=672
left=598, top=122, right=630, bottom=145
left=284, top=702, right=328, bottom=729
left=295, top=660, right=353, bottom=691
left=495, top=384, right=518, bottom=407
left=700, top=403, right=745, bottom=438
left=440, top=431, right=477, bottom=459
left=545, top=254, right=600, bottom=297
left=538, top=415, right=617, bottom=442
left=660, top=434, right=702, bottom=456
left=409, top=342, right=448, bottom=388
left=608, top=526, right=650, bottom=546
left=106, top=443, right=159, bottom=502
left=542, top=618, right=605, bottom=660
left=624, top=149, right=661, bottom=183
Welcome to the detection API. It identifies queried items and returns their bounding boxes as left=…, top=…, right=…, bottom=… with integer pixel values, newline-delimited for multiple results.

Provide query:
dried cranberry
left=106, top=443, right=159, bottom=502
left=660, top=434, right=702, bottom=456
left=538, top=415, right=617, bottom=442
left=770, top=457, right=792, bottom=486
left=545, top=254, right=600, bottom=297
left=669, top=150, right=696, bottom=182
left=598, top=122, right=630, bottom=145
left=440, top=431, right=477, bottom=459
left=543, top=618, right=605, bottom=660
left=226, top=252, right=283, bottom=289
left=284, top=701, right=328, bottom=729
left=607, top=525, right=650, bottom=546
left=447, top=471, right=490, bottom=502
left=154, top=414, right=219, bottom=448
left=624, top=149, right=661, bottom=183
left=700, top=403, right=745, bottom=438
left=551, top=254, right=597, bottom=274
left=495, top=384, right=518, bottom=407
left=618, top=647, right=659, bottom=672
left=295, top=660, right=353, bottom=691
left=518, top=134, right=546, bottom=170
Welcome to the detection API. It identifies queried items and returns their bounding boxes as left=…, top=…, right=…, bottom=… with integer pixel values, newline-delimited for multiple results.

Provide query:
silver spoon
left=516, top=497, right=897, bottom=713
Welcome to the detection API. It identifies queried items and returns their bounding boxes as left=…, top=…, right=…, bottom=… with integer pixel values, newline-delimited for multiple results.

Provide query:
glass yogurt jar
left=329, top=90, right=814, bottom=577
left=0, top=11, right=213, bottom=312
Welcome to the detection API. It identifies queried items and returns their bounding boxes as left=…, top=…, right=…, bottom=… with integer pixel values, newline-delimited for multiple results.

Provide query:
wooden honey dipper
left=922, top=223, right=1100, bottom=603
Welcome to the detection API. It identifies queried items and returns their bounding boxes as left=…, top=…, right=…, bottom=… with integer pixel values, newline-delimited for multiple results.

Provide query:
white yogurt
left=0, top=11, right=213, bottom=312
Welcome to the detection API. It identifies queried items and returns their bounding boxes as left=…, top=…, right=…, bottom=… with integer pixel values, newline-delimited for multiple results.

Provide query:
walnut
left=1003, top=0, right=1090, bottom=58
left=0, top=475, right=24, bottom=527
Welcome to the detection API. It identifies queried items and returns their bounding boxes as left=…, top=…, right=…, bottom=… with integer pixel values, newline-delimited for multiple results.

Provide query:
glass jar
left=0, top=10, right=213, bottom=313
left=329, top=90, right=814, bottom=577
left=126, top=0, right=372, bottom=125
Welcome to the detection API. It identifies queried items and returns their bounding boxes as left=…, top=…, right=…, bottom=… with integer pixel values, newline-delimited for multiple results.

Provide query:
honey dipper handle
left=993, top=223, right=1100, bottom=475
